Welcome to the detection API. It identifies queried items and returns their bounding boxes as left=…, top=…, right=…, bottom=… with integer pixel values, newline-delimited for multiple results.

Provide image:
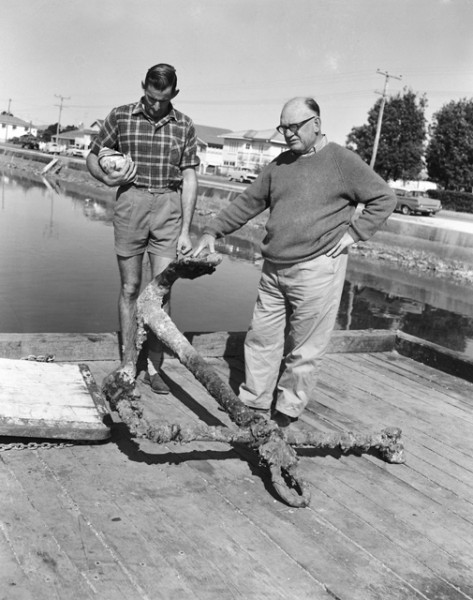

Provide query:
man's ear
left=172, top=89, right=180, bottom=99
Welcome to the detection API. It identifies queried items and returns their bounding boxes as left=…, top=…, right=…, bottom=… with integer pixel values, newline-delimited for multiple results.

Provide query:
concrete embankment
left=383, top=212, right=473, bottom=251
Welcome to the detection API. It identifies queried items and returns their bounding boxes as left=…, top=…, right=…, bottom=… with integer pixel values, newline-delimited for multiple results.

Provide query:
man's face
left=142, top=84, right=178, bottom=120
left=279, top=102, right=320, bottom=155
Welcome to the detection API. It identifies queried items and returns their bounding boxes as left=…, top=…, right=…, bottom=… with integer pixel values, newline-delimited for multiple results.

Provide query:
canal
left=1, top=170, right=473, bottom=359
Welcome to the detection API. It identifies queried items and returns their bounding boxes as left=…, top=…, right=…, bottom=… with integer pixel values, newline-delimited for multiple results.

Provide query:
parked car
left=391, top=188, right=442, bottom=216
left=65, top=145, right=90, bottom=158
left=228, top=168, right=258, bottom=184
left=19, top=134, right=40, bottom=150
left=44, top=142, right=62, bottom=155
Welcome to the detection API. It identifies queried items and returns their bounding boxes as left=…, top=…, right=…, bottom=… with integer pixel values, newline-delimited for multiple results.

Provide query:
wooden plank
left=311, top=355, right=473, bottom=518
left=0, top=529, right=38, bottom=600
left=314, top=445, right=473, bottom=568
left=322, top=353, right=473, bottom=449
left=317, top=357, right=473, bottom=503
left=395, top=330, right=473, bottom=382
left=185, top=329, right=397, bottom=358
left=1, top=448, right=196, bottom=600
left=0, top=333, right=120, bottom=362
left=363, top=350, right=473, bottom=409
left=304, top=455, right=473, bottom=598
left=184, top=331, right=246, bottom=357
left=65, top=448, right=307, bottom=600
left=0, top=459, right=97, bottom=600
left=291, top=405, right=473, bottom=596
left=328, top=329, right=396, bottom=353
left=376, top=352, right=473, bottom=404
left=303, top=385, right=473, bottom=529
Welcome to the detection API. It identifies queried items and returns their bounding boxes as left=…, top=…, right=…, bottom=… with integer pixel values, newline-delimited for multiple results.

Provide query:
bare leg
left=147, top=254, right=176, bottom=372
left=117, top=254, right=144, bottom=355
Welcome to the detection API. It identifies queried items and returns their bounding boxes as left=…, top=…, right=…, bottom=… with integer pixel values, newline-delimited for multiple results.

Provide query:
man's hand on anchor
left=192, top=233, right=216, bottom=257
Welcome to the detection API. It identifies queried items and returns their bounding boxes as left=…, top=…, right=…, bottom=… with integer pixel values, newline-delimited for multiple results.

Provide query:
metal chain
left=20, top=354, right=55, bottom=362
left=0, top=441, right=75, bottom=452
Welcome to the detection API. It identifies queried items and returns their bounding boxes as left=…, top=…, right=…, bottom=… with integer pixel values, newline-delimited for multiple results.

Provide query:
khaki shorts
left=114, top=185, right=181, bottom=257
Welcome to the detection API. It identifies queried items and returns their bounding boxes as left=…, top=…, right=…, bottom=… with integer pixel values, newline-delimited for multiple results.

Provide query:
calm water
left=1, top=171, right=473, bottom=358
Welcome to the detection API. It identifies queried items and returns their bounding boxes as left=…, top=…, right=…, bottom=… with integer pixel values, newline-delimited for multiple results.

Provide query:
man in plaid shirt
left=87, top=63, right=200, bottom=394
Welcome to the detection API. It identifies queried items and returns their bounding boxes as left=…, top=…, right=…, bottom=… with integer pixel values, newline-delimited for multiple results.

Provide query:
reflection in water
left=41, top=177, right=60, bottom=239
left=337, top=280, right=473, bottom=354
left=1, top=168, right=472, bottom=358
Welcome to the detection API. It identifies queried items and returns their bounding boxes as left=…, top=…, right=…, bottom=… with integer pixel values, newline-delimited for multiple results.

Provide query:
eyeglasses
left=277, top=116, right=316, bottom=136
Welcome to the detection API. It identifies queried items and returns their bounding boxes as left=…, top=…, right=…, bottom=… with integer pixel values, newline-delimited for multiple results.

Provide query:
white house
left=194, top=124, right=232, bottom=174
left=0, top=113, right=37, bottom=143
left=56, top=126, right=98, bottom=150
left=220, top=129, right=287, bottom=174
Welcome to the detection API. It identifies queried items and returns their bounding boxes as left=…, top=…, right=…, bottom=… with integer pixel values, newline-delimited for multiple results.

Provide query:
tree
left=42, top=123, right=59, bottom=142
left=41, top=123, right=76, bottom=142
left=426, top=98, right=473, bottom=191
left=346, top=88, right=427, bottom=182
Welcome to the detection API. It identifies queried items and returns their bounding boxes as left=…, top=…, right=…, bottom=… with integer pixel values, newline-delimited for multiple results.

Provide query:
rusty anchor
left=102, top=254, right=405, bottom=508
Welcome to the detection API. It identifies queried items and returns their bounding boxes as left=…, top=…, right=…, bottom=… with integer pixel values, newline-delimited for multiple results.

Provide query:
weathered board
left=0, top=357, right=111, bottom=440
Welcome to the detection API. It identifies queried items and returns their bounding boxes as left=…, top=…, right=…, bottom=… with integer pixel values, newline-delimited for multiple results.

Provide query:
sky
left=1, top=0, right=473, bottom=144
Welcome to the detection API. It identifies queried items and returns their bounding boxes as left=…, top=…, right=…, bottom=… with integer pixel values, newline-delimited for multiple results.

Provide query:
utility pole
left=54, top=94, right=70, bottom=143
left=370, top=69, right=402, bottom=169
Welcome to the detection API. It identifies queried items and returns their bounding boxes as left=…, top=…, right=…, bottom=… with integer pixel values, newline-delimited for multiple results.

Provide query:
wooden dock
left=0, top=330, right=472, bottom=600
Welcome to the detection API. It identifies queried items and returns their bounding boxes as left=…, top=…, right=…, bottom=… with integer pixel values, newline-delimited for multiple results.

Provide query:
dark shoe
left=272, top=410, right=298, bottom=428
left=143, top=372, right=170, bottom=395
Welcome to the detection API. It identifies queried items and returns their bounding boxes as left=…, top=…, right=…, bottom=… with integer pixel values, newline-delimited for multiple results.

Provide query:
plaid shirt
left=90, top=100, right=200, bottom=189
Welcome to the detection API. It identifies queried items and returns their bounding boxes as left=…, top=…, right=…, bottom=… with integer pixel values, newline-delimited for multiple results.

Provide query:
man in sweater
left=193, top=97, right=396, bottom=427
left=87, top=63, right=199, bottom=394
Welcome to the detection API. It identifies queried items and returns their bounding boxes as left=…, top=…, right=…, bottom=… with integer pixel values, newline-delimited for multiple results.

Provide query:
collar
left=293, top=134, right=328, bottom=158
left=303, top=134, right=328, bottom=156
left=314, top=134, right=328, bottom=152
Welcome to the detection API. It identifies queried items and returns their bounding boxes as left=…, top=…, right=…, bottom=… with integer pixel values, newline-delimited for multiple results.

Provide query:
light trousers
left=239, top=252, right=348, bottom=417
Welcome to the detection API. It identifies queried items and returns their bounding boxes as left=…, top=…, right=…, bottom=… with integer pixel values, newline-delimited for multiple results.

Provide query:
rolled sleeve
left=180, top=122, right=200, bottom=170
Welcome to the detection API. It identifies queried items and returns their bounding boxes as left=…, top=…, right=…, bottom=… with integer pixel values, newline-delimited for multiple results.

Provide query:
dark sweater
left=204, top=142, right=396, bottom=265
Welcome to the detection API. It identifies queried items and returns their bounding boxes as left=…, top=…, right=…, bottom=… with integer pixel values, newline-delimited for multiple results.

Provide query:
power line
left=370, top=69, right=402, bottom=169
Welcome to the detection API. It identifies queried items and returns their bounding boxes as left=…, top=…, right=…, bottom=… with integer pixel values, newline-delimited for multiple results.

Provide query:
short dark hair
left=143, top=64, right=178, bottom=91
left=304, top=98, right=321, bottom=117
